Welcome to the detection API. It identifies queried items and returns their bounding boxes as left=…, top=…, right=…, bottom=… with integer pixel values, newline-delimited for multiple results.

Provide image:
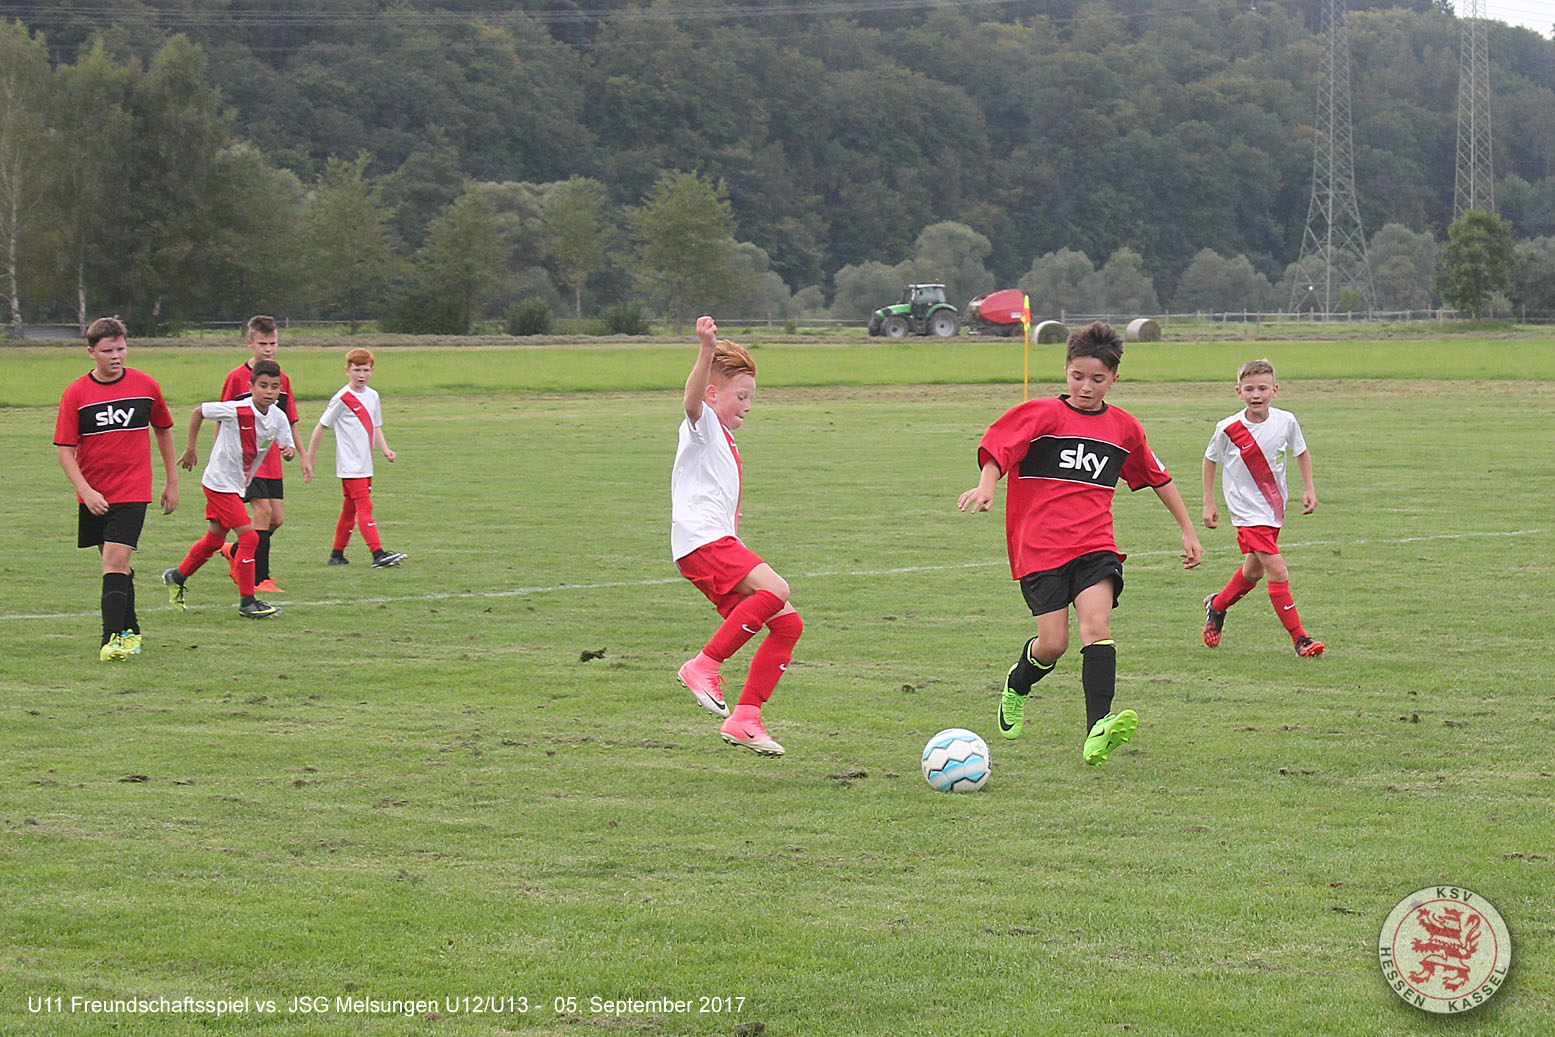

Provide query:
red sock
left=738, top=610, right=803, bottom=708
left=1268, top=580, right=1306, bottom=640
left=1212, top=569, right=1259, bottom=612
left=179, top=530, right=228, bottom=578
left=234, top=530, right=260, bottom=597
left=704, top=590, right=785, bottom=663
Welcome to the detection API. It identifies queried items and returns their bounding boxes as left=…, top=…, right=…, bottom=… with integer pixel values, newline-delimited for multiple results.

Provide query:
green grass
left=5, top=331, right=1555, bottom=408
left=1, top=343, right=1551, bottom=1034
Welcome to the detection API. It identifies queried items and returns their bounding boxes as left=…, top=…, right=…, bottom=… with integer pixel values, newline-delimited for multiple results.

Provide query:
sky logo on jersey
left=1019, top=436, right=1129, bottom=487
left=1059, top=443, right=1111, bottom=478
left=78, top=397, right=153, bottom=436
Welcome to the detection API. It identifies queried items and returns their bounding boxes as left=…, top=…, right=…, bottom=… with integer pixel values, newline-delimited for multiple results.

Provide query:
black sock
left=1007, top=636, right=1056, bottom=694
left=240, top=594, right=256, bottom=607
left=1081, top=640, right=1117, bottom=730
left=102, top=572, right=131, bottom=642
left=124, top=568, right=139, bottom=634
left=255, top=529, right=273, bottom=582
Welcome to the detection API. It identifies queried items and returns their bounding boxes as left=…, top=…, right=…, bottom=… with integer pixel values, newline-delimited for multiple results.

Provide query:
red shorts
left=677, top=536, right=765, bottom=617
left=1236, top=525, right=1282, bottom=556
left=203, top=487, right=252, bottom=530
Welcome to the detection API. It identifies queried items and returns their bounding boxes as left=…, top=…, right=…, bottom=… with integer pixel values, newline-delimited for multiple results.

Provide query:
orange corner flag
left=1021, top=294, right=1032, bottom=330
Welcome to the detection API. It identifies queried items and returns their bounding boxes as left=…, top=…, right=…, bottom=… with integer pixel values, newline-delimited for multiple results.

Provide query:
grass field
left=1, top=334, right=1551, bottom=1034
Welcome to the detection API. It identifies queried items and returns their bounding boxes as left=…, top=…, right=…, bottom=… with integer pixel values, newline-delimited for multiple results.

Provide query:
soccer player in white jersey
left=302, top=347, right=407, bottom=568
left=671, top=315, right=801, bottom=757
left=1201, top=358, right=1324, bottom=656
left=162, top=360, right=295, bottom=619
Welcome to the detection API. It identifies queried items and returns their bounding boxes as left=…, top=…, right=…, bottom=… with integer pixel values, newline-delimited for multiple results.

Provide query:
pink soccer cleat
left=719, top=713, right=785, bottom=757
left=677, top=654, right=730, bottom=718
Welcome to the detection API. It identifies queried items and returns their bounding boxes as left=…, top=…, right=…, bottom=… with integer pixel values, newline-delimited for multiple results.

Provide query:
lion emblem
left=1406, top=906, right=1482, bottom=992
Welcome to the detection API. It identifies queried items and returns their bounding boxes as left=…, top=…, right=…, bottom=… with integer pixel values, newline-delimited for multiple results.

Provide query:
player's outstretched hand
left=696, top=314, right=717, bottom=348
left=280, top=444, right=295, bottom=461
left=383, top=448, right=396, bottom=463
left=1180, top=533, right=1203, bottom=569
left=300, top=455, right=314, bottom=483
left=159, top=481, right=178, bottom=516
left=957, top=485, right=994, bottom=513
left=177, top=447, right=197, bottom=471
left=1202, top=503, right=1218, bottom=528
left=1302, top=490, right=1317, bottom=514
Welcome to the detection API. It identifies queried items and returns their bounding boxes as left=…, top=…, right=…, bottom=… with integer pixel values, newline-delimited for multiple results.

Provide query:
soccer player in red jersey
left=671, top=315, right=799, bottom=757
left=217, top=316, right=300, bottom=595
left=959, top=322, right=1203, bottom=764
left=301, top=348, right=407, bottom=569
left=55, top=317, right=180, bottom=661
left=162, top=360, right=295, bottom=619
left=1200, top=359, right=1324, bottom=657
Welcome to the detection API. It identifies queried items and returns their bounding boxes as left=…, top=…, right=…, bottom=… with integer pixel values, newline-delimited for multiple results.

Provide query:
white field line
left=0, top=528, right=1546, bottom=623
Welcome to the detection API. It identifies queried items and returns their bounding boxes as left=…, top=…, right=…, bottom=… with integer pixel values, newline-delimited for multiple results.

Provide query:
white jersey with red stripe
left=319, top=384, right=385, bottom=478
left=670, top=401, right=742, bottom=562
left=1205, top=407, right=1307, bottom=528
left=199, top=400, right=294, bottom=494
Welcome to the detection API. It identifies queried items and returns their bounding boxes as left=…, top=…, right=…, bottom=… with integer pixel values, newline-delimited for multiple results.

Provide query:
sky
left=1486, top=1, right=1552, bottom=38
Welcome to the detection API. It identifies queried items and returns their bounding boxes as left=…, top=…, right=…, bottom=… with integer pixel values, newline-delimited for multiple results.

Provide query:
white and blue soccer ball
left=921, top=728, right=991, bottom=792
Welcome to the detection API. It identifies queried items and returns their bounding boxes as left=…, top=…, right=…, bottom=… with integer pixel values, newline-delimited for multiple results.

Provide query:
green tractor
left=867, top=283, right=960, bottom=338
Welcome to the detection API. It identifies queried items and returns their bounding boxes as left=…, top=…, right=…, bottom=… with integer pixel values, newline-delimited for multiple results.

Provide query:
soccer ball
left=921, top=728, right=991, bottom=792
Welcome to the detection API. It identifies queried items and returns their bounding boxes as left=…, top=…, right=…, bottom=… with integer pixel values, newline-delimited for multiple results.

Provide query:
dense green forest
left=2, top=1, right=1553, bottom=330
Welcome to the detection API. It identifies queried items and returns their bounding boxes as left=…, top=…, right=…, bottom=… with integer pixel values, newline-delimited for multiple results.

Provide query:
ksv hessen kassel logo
left=1377, top=885, right=1511, bottom=1014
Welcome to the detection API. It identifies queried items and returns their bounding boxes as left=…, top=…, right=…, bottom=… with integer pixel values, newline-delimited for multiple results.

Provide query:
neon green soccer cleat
left=98, top=633, right=129, bottom=662
left=162, top=568, right=186, bottom=612
left=1082, top=709, right=1138, bottom=766
left=119, top=631, right=143, bottom=655
left=997, top=663, right=1027, bottom=740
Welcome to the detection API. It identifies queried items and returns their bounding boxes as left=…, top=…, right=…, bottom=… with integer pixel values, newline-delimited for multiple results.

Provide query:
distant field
left=5, top=328, right=1555, bottom=408
left=1, top=340, right=1550, bottom=1034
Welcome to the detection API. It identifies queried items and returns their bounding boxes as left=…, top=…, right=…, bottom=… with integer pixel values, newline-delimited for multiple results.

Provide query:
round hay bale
left=1033, top=319, right=1068, bottom=345
left=1125, top=317, right=1162, bottom=342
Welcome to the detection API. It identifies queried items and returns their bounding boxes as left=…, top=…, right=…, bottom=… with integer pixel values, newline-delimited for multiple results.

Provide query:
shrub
left=600, top=301, right=650, bottom=336
left=506, top=298, right=553, bottom=336
left=380, top=288, right=468, bottom=334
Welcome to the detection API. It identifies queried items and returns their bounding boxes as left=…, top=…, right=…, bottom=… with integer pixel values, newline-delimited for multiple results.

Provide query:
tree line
left=2, top=2, right=1554, bottom=333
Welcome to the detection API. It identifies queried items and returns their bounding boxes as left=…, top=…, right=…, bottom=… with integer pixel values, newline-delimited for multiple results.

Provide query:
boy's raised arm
left=683, top=315, right=719, bottom=425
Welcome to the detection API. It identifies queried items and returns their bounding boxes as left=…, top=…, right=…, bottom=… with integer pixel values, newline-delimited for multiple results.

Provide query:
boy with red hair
left=672, top=315, right=800, bottom=757
left=302, top=348, right=407, bottom=568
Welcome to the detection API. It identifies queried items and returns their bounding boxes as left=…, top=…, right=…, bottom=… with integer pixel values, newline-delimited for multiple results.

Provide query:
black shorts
left=244, top=476, right=284, bottom=502
left=79, top=501, right=147, bottom=550
left=1019, top=550, right=1124, bottom=616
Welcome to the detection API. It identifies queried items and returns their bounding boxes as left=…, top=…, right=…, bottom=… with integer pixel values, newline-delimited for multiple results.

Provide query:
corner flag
left=1022, top=294, right=1032, bottom=400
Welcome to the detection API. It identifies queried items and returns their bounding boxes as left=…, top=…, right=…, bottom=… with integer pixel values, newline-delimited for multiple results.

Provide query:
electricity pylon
left=1290, top=0, right=1375, bottom=315
left=1454, top=0, right=1494, bottom=219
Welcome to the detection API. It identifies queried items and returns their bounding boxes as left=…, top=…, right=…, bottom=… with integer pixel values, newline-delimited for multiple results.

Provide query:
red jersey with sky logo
left=978, top=395, right=1173, bottom=578
left=54, top=368, right=174, bottom=504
